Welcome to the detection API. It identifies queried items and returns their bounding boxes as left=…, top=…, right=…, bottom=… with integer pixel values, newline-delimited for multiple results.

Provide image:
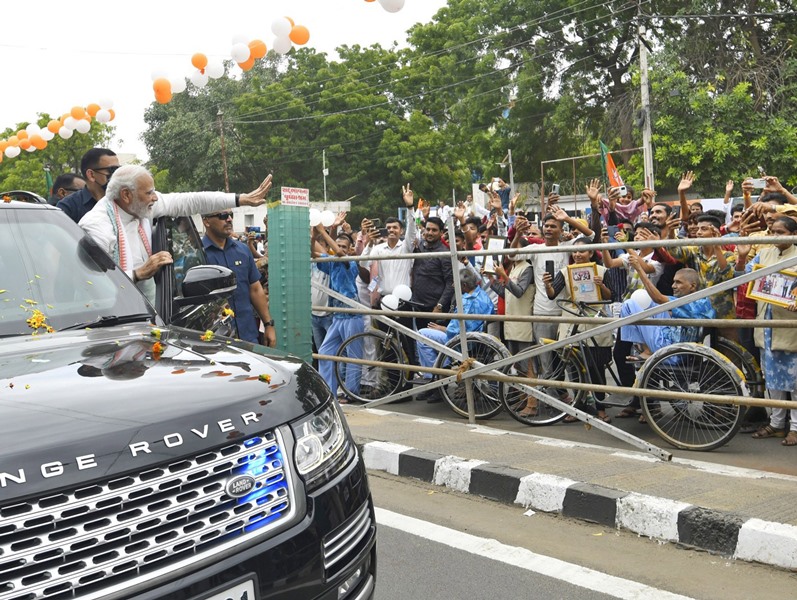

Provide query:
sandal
left=752, top=425, right=787, bottom=439
left=518, top=406, right=538, bottom=417
left=563, top=415, right=579, bottom=423
left=616, top=407, right=640, bottom=419
left=597, top=413, right=612, bottom=423
left=782, top=431, right=797, bottom=446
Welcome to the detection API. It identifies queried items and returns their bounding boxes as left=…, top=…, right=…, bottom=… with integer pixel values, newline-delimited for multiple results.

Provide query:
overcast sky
left=0, top=0, right=448, bottom=159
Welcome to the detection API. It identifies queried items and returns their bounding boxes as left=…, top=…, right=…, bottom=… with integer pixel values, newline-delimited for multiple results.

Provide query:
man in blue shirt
left=58, top=148, right=119, bottom=223
left=620, top=261, right=714, bottom=357
left=313, top=222, right=365, bottom=400
left=202, top=211, right=276, bottom=346
left=415, top=269, right=495, bottom=401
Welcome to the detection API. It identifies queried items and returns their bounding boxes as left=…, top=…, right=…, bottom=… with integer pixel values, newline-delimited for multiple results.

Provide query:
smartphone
left=618, top=185, right=628, bottom=197
left=379, top=227, right=388, bottom=238
left=370, top=218, right=382, bottom=229
left=749, top=178, right=767, bottom=189
left=545, top=260, right=555, bottom=278
left=551, top=183, right=560, bottom=195
left=607, top=225, right=620, bottom=239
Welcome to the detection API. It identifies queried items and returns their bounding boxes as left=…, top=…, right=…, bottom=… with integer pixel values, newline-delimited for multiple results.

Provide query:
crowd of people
left=47, top=147, right=797, bottom=446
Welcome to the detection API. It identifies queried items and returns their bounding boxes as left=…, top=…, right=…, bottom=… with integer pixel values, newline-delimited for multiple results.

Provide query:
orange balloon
left=17, top=130, right=29, bottom=140
left=30, top=134, right=46, bottom=150
left=61, top=113, right=70, bottom=124
left=285, top=16, right=295, bottom=26
left=289, top=25, right=310, bottom=45
left=19, top=139, right=32, bottom=150
left=238, top=56, right=255, bottom=71
left=0, top=140, right=7, bottom=152
left=86, top=103, right=101, bottom=117
left=108, top=109, right=116, bottom=121
left=155, top=89, right=173, bottom=104
left=70, top=106, right=86, bottom=120
left=248, top=39, right=267, bottom=59
left=47, top=119, right=61, bottom=133
left=153, top=77, right=172, bottom=95
left=8, top=136, right=19, bottom=147
left=191, top=52, right=208, bottom=70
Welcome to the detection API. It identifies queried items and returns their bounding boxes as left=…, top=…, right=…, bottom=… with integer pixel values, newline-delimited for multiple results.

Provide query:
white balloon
left=25, top=144, right=37, bottom=152
left=230, top=43, right=250, bottom=63
left=320, top=210, right=336, bottom=227
left=309, top=208, right=322, bottom=227
left=378, top=0, right=405, bottom=12
left=58, top=127, right=74, bottom=140
left=170, top=77, right=187, bottom=93
left=63, top=116, right=78, bottom=130
left=98, top=98, right=114, bottom=110
left=380, top=294, right=400, bottom=311
left=272, top=36, right=293, bottom=55
left=95, top=109, right=111, bottom=123
left=151, top=69, right=168, bottom=81
left=40, top=129, right=55, bottom=141
left=630, top=289, right=653, bottom=311
left=75, top=119, right=91, bottom=134
left=231, top=33, right=249, bottom=45
left=25, top=123, right=41, bottom=135
left=206, top=60, right=225, bottom=79
left=190, top=70, right=209, bottom=88
left=5, top=146, right=20, bottom=158
left=271, top=17, right=292, bottom=38
left=393, top=284, right=412, bottom=302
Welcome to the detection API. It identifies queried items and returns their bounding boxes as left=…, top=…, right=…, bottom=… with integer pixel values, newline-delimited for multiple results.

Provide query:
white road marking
left=376, top=508, right=695, bottom=600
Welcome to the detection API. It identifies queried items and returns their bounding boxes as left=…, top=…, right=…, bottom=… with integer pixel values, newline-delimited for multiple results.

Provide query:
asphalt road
left=374, top=392, right=797, bottom=477
left=370, top=472, right=797, bottom=600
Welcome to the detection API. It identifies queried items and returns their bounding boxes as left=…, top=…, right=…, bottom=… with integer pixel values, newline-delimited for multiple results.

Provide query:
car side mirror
left=175, top=264, right=237, bottom=307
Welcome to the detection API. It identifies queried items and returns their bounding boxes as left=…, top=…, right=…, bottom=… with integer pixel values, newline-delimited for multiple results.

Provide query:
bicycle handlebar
left=555, top=298, right=614, bottom=317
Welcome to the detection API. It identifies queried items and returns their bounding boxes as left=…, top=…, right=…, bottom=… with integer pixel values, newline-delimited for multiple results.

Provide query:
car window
left=0, top=207, right=153, bottom=337
left=167, top=216, right=206, bottom=290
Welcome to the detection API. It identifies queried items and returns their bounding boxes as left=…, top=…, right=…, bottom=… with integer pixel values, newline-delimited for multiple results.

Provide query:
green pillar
left=268, top=203, right=312, bottom=363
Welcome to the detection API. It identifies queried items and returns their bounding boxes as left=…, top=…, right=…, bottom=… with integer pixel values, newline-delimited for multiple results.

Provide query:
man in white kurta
left=79, top=164, right=272, bottom=304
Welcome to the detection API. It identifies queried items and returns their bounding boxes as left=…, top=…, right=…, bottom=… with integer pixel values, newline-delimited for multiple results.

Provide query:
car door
left=152, top=216, right=235, bottom=336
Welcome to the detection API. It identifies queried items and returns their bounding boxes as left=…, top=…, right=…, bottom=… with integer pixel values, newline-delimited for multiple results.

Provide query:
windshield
left=0, top=205, right=155, bottom=337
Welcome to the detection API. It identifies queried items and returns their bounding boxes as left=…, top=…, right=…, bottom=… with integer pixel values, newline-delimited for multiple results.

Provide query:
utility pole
left=638, top=8, right=655, bottom=190
left=322, top=149, right=328, bottom=203
left=507, top=149, right=514, bottom=192
left=217, top=109, right=230, bottom=193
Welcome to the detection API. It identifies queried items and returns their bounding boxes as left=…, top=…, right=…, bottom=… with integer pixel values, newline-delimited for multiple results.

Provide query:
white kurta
left=79, top=191, right=236, bottom=302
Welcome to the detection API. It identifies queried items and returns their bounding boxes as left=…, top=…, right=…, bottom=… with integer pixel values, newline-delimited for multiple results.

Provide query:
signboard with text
left=281, top=186, right=310, bottom=207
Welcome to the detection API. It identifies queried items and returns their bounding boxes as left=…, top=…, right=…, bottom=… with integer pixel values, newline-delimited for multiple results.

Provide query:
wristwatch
left=264, top=319, right=275, bottom=327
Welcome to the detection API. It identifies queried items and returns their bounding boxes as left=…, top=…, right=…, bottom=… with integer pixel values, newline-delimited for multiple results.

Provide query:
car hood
left=0, top=324, right=330, bottom=502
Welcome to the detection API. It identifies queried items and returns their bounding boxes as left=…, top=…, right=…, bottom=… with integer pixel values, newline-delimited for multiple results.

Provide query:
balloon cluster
left=309, top=208, right=337, bottom=228
left=151, top=17, right=311, bottom=105
left=0, top=101, right=115, bottom=160
left=365, top=0, right=406, bottom=12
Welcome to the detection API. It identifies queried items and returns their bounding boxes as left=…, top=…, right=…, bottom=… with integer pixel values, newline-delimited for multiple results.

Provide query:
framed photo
left=747, top=264, right=797, bottom=308
left=567, top=262, right=601, bottom=303
left=482, top=236, right=507, bottom=274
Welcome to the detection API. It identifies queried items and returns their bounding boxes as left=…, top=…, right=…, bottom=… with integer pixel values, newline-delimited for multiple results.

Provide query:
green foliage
left=0, top=115, right=114, bottom=195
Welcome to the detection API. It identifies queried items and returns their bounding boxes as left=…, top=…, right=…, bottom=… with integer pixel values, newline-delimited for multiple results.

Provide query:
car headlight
left=291, top=403, right=351, bottom=488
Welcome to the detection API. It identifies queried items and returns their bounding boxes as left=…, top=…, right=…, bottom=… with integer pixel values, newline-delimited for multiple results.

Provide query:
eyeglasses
left=91, top=165, right=120, bottom=177
left=208, top=212, right=234, bottom=221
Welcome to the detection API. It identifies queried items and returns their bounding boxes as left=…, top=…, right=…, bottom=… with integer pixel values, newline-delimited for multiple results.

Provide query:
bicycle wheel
left=713, top=337, right=764, bottom=398
left=637, top=343, right=746, bottom=451
left=501, top=352, right=585, bottom=426
left=433, top=332, right=506, bottom=419
left=336, top=330, right=406, bottom=402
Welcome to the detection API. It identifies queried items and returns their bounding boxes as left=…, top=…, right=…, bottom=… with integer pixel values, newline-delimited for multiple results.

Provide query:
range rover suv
left=0, top=199, right=376, bottom=600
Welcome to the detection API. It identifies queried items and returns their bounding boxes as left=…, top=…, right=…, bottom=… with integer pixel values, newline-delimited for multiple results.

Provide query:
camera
left=618, top=185, right=628, bottom=197
left=551, top=183, right=560, bottom=195
left=379, top=227, right=389, bottom=238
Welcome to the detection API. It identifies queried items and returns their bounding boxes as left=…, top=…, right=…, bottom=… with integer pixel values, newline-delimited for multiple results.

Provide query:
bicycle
left=501, top=298, right=758, bottom=450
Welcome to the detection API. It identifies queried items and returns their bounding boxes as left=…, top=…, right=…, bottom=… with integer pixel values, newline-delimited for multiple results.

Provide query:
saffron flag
left=599, top=141, right=624, bottom=189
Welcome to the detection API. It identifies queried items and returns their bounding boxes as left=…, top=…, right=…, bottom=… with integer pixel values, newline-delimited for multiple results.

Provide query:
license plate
left=203, top=579, right=256, bottom=600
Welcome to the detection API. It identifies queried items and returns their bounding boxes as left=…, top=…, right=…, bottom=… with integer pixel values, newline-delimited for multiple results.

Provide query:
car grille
left=0, top=430, right=294, bottom=600
left=322, top=502, right=373, bottom=579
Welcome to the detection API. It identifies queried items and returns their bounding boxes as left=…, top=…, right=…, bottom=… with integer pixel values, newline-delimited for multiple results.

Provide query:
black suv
left=0, top=200, right=376, bottom=600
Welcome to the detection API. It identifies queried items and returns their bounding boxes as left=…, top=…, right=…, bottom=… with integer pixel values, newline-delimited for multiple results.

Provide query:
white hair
left=105, top=165, right=152, bottom=203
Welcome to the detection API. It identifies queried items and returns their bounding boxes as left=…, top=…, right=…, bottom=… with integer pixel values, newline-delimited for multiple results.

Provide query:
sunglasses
left=208, top=212, right=234, bottom=220
left=91, top=165, right=120, bottom=177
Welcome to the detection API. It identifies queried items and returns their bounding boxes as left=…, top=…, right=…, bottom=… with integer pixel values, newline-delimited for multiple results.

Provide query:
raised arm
left=677, top=171, right=694, bottom=218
